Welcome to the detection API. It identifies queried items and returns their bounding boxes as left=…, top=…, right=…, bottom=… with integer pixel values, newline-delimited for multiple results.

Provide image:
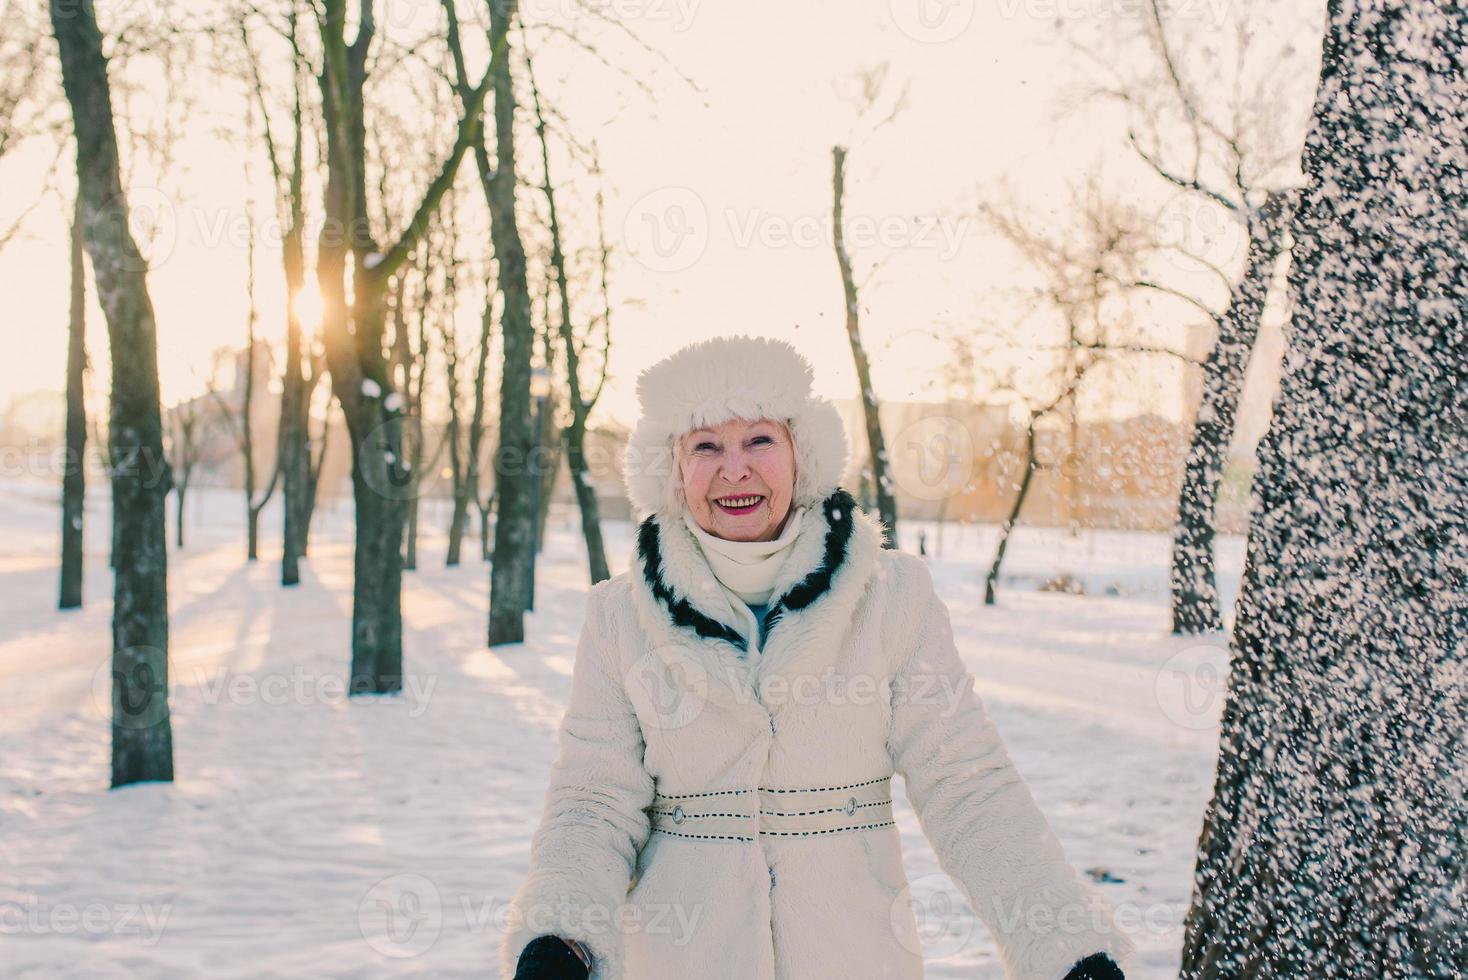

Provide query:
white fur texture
left=499, top=504, right=1137, bottom=979
left=620, top=335, right=850, bottom=524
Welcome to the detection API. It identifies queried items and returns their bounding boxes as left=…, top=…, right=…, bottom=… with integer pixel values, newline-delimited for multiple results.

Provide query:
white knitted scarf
left=682, top=506, right=806, bottom=605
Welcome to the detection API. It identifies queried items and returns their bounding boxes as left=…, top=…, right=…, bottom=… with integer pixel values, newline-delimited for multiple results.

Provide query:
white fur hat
left=621, top=334, right=850, bottom=522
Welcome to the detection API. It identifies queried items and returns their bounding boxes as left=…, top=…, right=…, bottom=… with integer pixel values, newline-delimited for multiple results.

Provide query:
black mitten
left=1062, top=952, right=1125, bottom=980
left=513, top=934, right=590, bottom=980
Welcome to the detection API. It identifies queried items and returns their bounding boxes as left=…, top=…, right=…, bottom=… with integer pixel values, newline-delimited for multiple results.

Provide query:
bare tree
left=207, top=168, right=281, bottom=562
left=826, top=65, right=913, bottom=549
left=832, top=143, right=897, bottom=550
left=314, top=0, right=493, bottom=693
left=1066, top=0, right=1315, bottom=632
left=1182, top=1, right=1466, bottom=973
left=1, top=1, right=66, bottom=250
left=236, top=2, right=323, bottom=585
left=524, top=44, right=613, bottom=582
left=51, top=0, right=174, bottom=786
left=392, top=236, right=447, bottom=572
left=444, top=260, right=495, bottom=567
left=442, top=0, right=536, bottom=645
left=981, top=182, right=1192, bottom=605
left=165, top=394, right=215, bottom=551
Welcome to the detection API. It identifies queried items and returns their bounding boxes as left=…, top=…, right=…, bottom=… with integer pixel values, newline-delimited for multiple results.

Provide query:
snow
left=384, top=392, right=404, bottom=412
left=0, top=477, right=1245, bottom=978
left=360, top=378, right=381, bottom=399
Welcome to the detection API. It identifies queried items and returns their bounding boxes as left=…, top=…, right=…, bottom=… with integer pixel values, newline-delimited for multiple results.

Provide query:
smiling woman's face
left=678, top=417, right=796, bottom=542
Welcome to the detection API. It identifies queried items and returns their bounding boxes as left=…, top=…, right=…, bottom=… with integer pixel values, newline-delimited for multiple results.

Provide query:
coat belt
left=646, top=775, right=895, bottom=841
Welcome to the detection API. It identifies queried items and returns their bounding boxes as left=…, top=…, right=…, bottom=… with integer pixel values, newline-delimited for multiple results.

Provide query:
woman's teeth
left=715, top=495, right=764, bottom=513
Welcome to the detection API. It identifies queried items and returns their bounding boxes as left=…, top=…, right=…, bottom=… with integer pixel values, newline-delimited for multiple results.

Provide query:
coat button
left=845, top=796, right=858, bottom=816
left=671, top=805, right=684, bottom=824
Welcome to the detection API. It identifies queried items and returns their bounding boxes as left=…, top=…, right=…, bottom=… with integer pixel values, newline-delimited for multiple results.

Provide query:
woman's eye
left=695, top=442, right=717, bottom=452
left=750, top=436, right=772, bottom=446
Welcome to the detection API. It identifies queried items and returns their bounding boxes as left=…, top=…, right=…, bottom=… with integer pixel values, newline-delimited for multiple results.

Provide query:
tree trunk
left=479, top=0, right=535, bottom=646
left=534, top=397, right=560, bottom=557
left=266, top=10, right=311, bottom=587
left=524, top=53, right=610, bottom=584
left=316, top=0, right=490, bottom=691
left=1169, top=190, right=1291, bottom=635
left=279, top=318, right=309, bottom=584
left=478, top=492, right=493, bottom=562
left=404, top=495, right=420, bottom=572
left=302, top=404, right=330, bottom=557
left=566, top=422, right=609, bottom=583
left=52, top=0, right=174, bottom=786
left=984, top=419, right=1037, bottom=606
left=448, top=282, right=493, bottom=568
left=1181, top=3, right=1466, bottom=974
left=832, top=145, right=898, bottom=549
left=174, top=484, right=186, bottom=550
left=60, top=190, right=87, bottom=610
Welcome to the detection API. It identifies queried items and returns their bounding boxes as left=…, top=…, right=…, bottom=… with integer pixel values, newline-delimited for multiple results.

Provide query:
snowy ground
left=0, top=478, right=1245, bottom=978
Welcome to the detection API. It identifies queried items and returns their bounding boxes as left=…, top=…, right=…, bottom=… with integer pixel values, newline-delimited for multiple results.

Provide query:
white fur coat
left=499, top=491, right=1136, bottom=979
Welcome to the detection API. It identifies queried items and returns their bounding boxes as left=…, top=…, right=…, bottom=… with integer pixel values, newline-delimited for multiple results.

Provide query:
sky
left=0, top=0, right=1322, bottom=443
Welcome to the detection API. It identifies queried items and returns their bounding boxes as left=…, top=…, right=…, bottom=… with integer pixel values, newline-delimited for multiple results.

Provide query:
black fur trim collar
left=637, top=488, right=858, bottom=652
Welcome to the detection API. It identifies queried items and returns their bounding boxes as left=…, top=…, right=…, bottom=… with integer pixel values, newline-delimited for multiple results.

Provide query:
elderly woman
left=501, top=336, right=1135, bottom=979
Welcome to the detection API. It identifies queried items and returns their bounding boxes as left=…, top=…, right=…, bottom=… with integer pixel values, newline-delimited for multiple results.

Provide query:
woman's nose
left=719, top=449, right=752, bottom=480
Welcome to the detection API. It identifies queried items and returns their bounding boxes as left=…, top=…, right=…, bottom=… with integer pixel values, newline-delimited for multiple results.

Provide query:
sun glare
left=289, top=284, right=324, bottom=332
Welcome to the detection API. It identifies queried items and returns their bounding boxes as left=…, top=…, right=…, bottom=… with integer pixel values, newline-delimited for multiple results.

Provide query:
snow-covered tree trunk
left=51, top=0, right=175, bottom=786
left=1181, top=2, right=1467, bottom=975
left=1170, top=190, right=1292, bottom=635
left=60, top=190, right=87, bottom=610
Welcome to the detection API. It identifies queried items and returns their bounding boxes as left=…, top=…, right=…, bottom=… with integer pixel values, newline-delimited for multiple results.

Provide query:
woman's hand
left=1063, top=952, right=1125, bottom=980
left=512, top=934, right=590, bottom=980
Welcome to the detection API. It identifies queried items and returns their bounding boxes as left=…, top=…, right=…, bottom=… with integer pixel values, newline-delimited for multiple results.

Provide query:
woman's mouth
left=714, top=494, right=765, bottom=516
